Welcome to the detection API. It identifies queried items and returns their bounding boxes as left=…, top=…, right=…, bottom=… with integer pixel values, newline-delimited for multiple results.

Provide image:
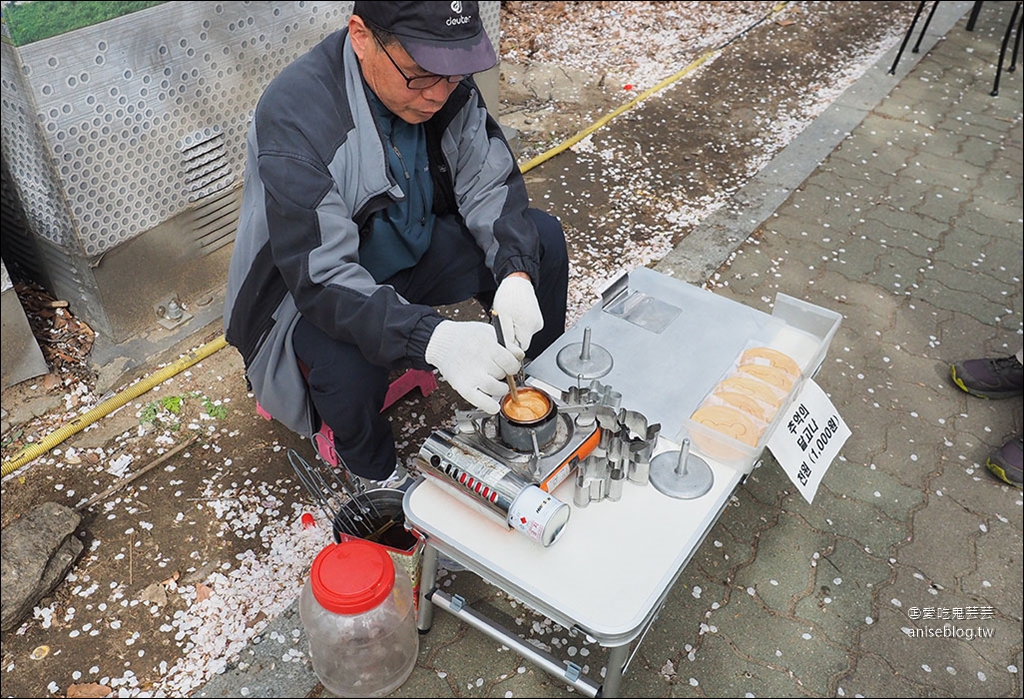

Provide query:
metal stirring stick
left=490, top=310, right=520, bottom=404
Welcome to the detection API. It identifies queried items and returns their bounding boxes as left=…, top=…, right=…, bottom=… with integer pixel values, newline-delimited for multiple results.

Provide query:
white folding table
left=403, top=268, right=840, bottom=696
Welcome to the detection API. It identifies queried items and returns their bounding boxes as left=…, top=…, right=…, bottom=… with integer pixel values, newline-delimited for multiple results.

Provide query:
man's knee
left=529, top=209, right=568, bottom=274
left=529, top=208, right=564, bottom=243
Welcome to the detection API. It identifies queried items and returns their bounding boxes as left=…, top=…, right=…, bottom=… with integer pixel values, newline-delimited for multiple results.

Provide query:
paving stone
left=939, top=309, right=1021, bottom=362
left=681, top=631, right=810, bottom=698
left=861, top=571, right=1021, bottom=697
left=976, top=160, right=1024, bottom=204
left=837, top=650, right=957, bottom=698
left=897, top=490, right=991, bottom=590
left=791, top=538, right=893, bottom=646
left=956, top=201, right=1024, bottom=244
left=732, top=510, right=833, bottom=612
left=817, top=458, right=925, bottom=521
left=881, top=299, right=954, bottom=357
left=932, top=432, right=1024, bottom=503
left=710, top=587, right=849, bottom=697
left=960, top=512, right=1024, bottom=612
left=718, top=479, right=788, bottom=545
left=916, top=273, right=1015, bottom=325
left=792, top=484, right=913, bottom=563
left=692, top=516, right=756, bottom=578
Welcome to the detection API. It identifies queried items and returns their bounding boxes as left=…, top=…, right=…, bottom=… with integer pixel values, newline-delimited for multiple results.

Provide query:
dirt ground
left=0, top=3, right=917, bottom=697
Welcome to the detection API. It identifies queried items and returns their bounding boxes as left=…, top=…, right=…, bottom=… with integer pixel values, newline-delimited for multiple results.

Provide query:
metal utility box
left=1, top=1, right=501, bottom=350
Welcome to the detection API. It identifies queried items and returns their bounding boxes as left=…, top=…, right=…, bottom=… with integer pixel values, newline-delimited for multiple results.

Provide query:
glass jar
left=299, top=538, right=418, bottom=697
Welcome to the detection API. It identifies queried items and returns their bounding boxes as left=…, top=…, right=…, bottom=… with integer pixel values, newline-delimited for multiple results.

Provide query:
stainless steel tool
left=490, top=310, right=520, bottom=404
left=649, top=437, right=714, bottom=500
left=571, top=397, right=661, bottom=508
left=556, top=326, right=613, bottom=381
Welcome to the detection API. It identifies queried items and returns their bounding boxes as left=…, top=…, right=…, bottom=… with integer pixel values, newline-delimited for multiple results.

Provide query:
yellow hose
left=1, top=2, right=790, bottom=478
left=1, top=335, right=227, bottom=478
left=519, top=51, right=715, bottom=174
left=519, top=1, right=790, bottom=173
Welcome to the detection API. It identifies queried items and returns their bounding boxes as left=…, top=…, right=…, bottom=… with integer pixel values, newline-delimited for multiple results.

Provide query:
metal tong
left=287, top=448, right=393, bottom=542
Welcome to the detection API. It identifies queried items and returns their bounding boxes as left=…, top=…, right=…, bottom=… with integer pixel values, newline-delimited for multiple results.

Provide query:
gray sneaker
left=950, top=355, right=1024, bottom=399
left=363, top=463, right=415, bottom=493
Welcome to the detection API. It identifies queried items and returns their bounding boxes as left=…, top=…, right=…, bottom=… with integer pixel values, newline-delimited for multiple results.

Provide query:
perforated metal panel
left=2, top=2, right=362, bottom=258
left=479, top=0, right=500, bottom=45
left=1, top=39, right=79, bottom=252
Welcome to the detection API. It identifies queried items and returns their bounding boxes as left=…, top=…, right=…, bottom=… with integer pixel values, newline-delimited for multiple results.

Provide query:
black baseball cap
left=353, top=1, right=497, bottom=76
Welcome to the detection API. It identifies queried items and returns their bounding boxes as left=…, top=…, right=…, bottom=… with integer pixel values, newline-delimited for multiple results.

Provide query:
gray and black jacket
left=223, top=28, right=538, bottom=437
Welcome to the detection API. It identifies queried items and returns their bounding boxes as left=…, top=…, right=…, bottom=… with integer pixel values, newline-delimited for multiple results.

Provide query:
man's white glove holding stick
left=425, top=273, right=544, bottom=414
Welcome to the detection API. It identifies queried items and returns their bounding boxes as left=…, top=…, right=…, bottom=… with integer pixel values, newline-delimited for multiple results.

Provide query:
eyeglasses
left=373, top=33, right=465, bottom=91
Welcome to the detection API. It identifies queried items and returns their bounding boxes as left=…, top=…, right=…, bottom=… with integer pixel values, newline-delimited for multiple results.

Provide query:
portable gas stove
left=419, top=388, right=598, bottom=491
left=450, top=391, right=602, bottom=492
left=413, top=386, right=603, bottom=546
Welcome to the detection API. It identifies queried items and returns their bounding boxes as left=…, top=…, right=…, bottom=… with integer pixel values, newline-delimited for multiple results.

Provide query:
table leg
left=600, top=643, right=631, bottom=698
left=409, top=535, right=637, bottom=696
left=425, top=587, right=604, bottom=697
left=417, top=543, right=438, bottom=632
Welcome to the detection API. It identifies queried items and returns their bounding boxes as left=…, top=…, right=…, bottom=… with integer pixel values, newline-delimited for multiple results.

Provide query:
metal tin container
left=498, top=386, right=558, bottom=452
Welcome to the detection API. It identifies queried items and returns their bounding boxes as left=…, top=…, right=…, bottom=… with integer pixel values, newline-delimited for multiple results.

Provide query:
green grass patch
left=139, top=391, right=228, bottom=430
left=3, top=1, right=167, bottom=46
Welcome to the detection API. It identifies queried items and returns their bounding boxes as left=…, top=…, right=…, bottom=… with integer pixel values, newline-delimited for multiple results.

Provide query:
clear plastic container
left=299, top=538, right=418, bottom=697
left=679, top=294, right=843, bottom=474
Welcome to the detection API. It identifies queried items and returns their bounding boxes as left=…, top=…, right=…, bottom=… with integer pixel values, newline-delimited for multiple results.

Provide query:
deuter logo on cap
left=447, top=1, right=470, bottom=25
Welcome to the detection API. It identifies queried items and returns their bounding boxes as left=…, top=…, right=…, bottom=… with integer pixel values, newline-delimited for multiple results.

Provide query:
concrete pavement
left=197, top=2, right=1022, bottom=696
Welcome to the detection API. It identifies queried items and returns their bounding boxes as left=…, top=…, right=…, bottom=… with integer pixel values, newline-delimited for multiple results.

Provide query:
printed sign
left=767, top=379, right=850, bottom=503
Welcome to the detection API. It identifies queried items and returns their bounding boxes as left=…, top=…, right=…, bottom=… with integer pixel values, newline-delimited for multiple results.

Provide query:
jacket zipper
left=390, top=135, right=428, bottom=224
left=390, top=136, right=409, bottom=180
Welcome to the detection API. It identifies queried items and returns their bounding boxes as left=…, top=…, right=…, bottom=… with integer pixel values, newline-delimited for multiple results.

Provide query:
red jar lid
left=310, top=539, right=395, bottom=614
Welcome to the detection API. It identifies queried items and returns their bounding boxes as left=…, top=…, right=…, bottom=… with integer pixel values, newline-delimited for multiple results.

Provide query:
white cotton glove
left=425, top=320, right=521, bottom=414
left=491, top=275, right=543, bottom=360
